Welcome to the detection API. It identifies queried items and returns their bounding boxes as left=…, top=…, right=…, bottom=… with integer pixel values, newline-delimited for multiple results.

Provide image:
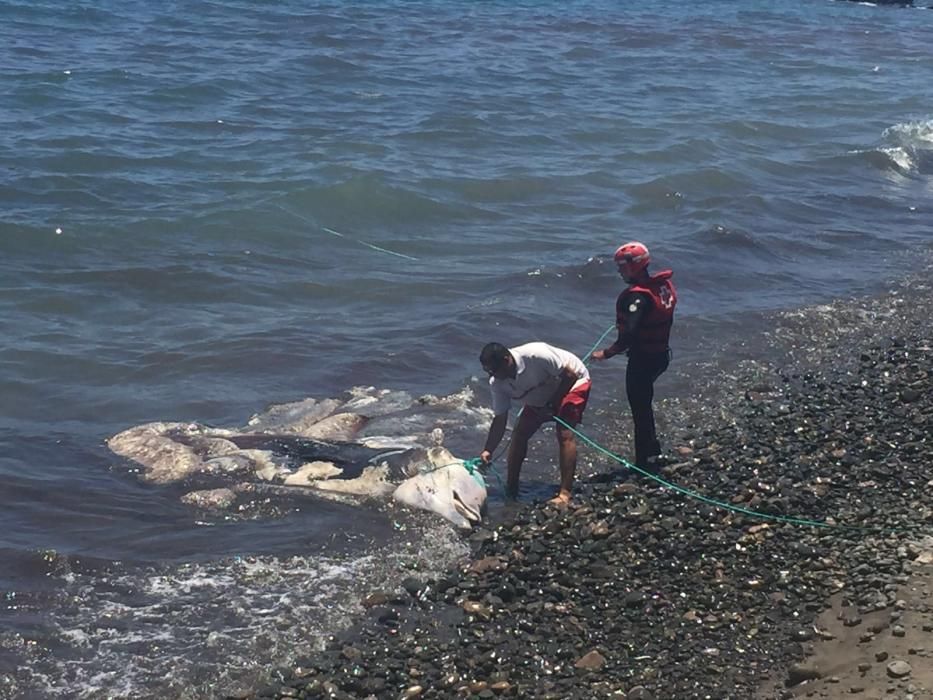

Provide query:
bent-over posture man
left=478, top=341, right=591, bottom=505
left=591, top=241, right=676, bottom=473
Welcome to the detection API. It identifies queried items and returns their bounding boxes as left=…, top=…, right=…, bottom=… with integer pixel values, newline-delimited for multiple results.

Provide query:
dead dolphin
left=223, top=434, right=488, bottom=528
left=223, top=433, right=413, bottom=476
left=107, top=422, right=487, bottom=529
left=393, top=447, right=487, bottom=530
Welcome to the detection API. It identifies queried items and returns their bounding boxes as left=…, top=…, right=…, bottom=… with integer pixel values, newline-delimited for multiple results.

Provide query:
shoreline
left=230, top=273, right=933, bottom=700
left=757, top=558, right=933, bottom=699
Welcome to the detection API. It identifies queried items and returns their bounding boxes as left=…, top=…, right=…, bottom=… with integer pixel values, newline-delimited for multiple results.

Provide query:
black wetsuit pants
left=625, top=350, right=671, bottom=468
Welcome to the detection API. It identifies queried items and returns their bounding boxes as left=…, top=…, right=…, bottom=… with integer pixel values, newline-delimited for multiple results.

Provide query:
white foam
left=22, top=543, right=470, bottom=698
left=58, top=628, right=92, bottom=648
left=879, top=146, right=915, bottom=172
left=883, top=118, right=933, bottom=147
left=8, top=538, right=476, bottom=699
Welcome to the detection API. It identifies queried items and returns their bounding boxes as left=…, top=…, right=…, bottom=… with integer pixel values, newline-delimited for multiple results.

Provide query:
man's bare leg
left=506, top=410, right=541, bottom=499
left=548, top=425, right=577, bottom=505
left=506, top=432, right=529, bottom=499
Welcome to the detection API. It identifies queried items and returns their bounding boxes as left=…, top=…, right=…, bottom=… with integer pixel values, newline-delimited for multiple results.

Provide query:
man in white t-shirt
left=478, top=341, right=592, bottom=505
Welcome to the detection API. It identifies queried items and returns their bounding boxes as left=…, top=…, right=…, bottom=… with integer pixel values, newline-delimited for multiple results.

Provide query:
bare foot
left=547, top=492, right=571, bottom=507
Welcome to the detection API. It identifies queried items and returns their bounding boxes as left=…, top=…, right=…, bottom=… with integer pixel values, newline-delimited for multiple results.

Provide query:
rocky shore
left=231, top=278, right=933, bottom=700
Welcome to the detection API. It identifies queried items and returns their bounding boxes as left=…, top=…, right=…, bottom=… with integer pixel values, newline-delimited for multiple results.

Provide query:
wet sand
left=759, top=556, right=933, bottom=699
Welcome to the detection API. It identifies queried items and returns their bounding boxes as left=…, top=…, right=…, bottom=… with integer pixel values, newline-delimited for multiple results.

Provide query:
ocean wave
left=696, top=224, right=769, bottom=253
left=304, top=54, right=365, bottom=72
left=0, top=547, right=79, bottom=590
left=3, top=527, right=468, bottom=700
left=844, top=146, right=916, bottom=175
left=282, top=176, right=480, bottom=229
left=627, top=168, right=746, bottom=212
left=882, top=117, right=933, bottom=175
left=884, top=118, right=933, bottom=147
left=843, top=117, right=933, bottom=177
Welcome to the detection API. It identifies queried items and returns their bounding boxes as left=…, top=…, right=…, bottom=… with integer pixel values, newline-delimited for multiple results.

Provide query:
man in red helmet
left=591, top=241, right=676, bottom=474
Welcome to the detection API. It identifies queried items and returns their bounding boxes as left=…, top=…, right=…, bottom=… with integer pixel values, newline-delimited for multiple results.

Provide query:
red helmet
left=613, top=241, right=650, bottom=278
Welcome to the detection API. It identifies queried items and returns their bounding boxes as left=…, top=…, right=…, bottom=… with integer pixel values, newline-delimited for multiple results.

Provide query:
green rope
left=275, top=204, right=419, bottom=261
left=560, top=324, right=919, bottom=533
left=552, top=415, right=919, bottom=536
left=469, top=322, right=923, bottom=536
left=582, top=324, right=617, bottom=363
left=461, top=457, right=489, bottom=488
left=322, top=227, right=419, bottom=262
left=411, top=456, right=503, bottom=493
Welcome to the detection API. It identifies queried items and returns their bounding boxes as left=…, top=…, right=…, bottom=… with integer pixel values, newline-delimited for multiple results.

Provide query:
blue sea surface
left=1, top=0, right=931, bottom=696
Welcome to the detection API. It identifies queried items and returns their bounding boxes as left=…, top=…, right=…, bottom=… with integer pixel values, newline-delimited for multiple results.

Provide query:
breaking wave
left=854, top=118, right=933, bottom=176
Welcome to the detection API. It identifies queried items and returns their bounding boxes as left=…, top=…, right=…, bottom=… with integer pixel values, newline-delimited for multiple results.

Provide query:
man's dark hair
left=480, top=342, right=510, bottom=371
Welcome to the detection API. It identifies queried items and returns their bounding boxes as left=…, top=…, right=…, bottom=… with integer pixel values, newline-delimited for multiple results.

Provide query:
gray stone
left=574, top=649, right=607, bottom=671
left=886, top=660, right=912, bottom=678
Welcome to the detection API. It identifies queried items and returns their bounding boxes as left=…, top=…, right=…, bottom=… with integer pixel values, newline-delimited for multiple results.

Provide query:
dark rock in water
left=370, top=606, right=400, bottom=628
left=401, top=576, right=423, bottom=598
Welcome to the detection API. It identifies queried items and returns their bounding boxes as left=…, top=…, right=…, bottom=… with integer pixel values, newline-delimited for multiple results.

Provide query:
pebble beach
left=230, top=269, right=933, bottom=700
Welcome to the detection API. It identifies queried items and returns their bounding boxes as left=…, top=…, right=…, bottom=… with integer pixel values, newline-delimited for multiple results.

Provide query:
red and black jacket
left=609, top=269, right=676, bottom=355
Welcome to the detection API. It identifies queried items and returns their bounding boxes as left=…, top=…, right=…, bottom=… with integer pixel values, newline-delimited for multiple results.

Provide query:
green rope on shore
left=553, top=415, right=919, bottom=536
left=418, top=322, right=917, bottom=537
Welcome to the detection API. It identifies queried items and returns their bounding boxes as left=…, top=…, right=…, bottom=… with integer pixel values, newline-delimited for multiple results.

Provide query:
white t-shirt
left=489, top=342, right=590, bottom=416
